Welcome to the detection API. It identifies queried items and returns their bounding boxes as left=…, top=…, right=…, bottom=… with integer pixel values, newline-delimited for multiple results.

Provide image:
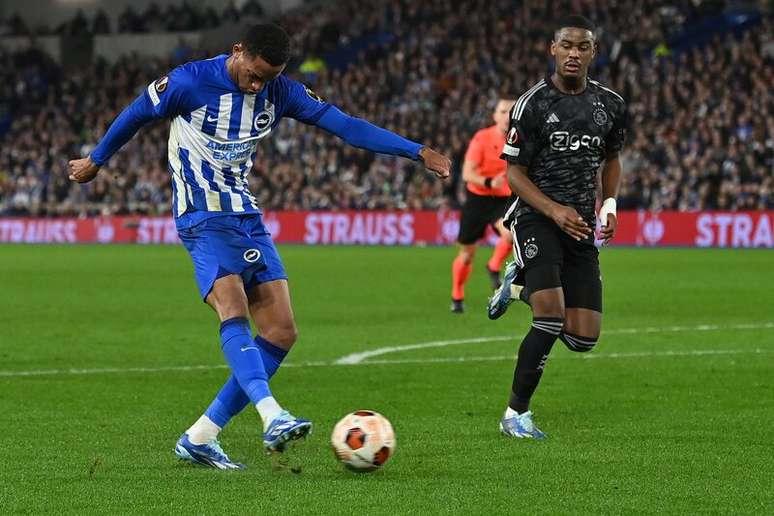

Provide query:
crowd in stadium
left=0, top=0, right=771, bottom=217
left=0, top=1, right=266, bottom=35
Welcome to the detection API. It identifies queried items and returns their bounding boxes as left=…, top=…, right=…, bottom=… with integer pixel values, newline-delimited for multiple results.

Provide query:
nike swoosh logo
left=206, top=115, right=218, bottom=123
left=240, top=346, right=258, bottom=352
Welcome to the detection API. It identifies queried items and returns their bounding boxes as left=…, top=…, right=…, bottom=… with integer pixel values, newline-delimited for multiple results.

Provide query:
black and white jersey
left=501, top=76, right=627, bottom=234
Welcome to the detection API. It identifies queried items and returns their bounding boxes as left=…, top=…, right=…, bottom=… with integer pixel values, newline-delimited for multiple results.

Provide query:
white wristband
left=599, top=198, right=617, bottom=227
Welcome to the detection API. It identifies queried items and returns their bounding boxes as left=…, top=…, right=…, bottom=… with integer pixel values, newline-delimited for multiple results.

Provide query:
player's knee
left=208, top=276, right=250, bottom=320
left=217, top=304, right=250, bottom=322
left=560, top=332, right=598, bottom=353
left=263, top=322, right=298, bottom=348
left=210, top=296, right=249, bottom=321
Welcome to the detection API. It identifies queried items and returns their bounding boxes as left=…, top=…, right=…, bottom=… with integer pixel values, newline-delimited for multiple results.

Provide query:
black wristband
left=484, top=178, right=493, bottom=188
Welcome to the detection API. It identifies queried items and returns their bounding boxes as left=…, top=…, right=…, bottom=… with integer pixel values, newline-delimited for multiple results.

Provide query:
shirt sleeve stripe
left=589, top=79, right=625, bottom=102
left=514, top=81, right=547, bottom=120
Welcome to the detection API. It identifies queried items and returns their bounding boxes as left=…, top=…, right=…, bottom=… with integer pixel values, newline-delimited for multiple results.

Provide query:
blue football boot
left=499, top=410, right=546, bottom=439
left=487, top=260, right=523, bottom=320
left=175, top=433, right=244, bottom=469
left=263, top=411, right=313, bottom=453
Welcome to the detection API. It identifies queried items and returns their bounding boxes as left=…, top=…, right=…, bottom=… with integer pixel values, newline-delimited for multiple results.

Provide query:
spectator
left=241, top=0, right=265, bottom=18
left=92, top=9, right=111, bottom=35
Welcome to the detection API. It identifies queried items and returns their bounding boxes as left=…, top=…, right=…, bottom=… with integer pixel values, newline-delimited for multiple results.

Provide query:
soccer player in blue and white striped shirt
left=68, top=24, right=451, bottom=469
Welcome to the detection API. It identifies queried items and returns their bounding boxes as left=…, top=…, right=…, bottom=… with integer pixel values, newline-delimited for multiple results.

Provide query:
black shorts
left=511, top=213, right=602, bottom=312
left=457, top=191, right=509, bottom=245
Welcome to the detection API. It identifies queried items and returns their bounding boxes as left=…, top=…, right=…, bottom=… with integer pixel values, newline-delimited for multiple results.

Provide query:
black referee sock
left=509, top=317, right=563, bottom=414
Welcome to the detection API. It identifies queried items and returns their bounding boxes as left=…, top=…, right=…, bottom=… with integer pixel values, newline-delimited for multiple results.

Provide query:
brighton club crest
left=243, top=248, right=262, bottom=263
left=254, top=99, right=276, bottom=132
left=254, top=111, right=274, bottom=131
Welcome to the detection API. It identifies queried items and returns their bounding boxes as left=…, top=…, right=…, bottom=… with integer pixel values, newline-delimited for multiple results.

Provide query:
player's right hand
left=68, top=156, right=101, bottom=183
left=419, top=147, right=451, bottom=179
left=550, top=204, right=592, bottom=241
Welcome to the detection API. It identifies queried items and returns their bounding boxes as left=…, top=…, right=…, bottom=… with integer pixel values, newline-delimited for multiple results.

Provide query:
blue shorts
left=178, top=213, right=288, bottom=300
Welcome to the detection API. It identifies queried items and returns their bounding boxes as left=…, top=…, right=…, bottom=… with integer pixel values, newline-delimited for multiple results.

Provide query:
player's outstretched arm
left=599, top=154, right=622, bottom=244
left=67, top=94, right=158, bottom=183
left=507, top=163, right=591, bottom=241
left=315, top=106, right=450, bottom=178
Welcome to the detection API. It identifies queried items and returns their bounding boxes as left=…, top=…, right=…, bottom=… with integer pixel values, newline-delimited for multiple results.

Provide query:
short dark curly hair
left=240, top=23, right=290, bottom=66
left=554, top=15, right=596, bottom=39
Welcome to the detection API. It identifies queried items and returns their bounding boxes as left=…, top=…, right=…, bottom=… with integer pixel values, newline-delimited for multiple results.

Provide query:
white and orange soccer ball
left=331, top=410, right=396, bottom=472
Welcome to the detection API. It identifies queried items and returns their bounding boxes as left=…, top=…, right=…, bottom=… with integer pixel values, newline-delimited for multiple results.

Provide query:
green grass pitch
left=1, top=244, right=772, bottom=514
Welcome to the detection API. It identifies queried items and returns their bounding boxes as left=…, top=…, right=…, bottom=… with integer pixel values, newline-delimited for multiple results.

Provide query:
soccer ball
left=331, top=410, right=396, bottom=472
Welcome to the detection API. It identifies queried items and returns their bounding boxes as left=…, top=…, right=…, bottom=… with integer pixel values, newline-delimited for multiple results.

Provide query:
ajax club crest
left=592, top=101, right=608, bottom=126
left=524, top=237, right=539, bottom=259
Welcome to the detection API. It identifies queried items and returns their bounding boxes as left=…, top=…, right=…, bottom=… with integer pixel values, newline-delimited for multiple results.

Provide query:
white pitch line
left=0, top=348, right=772, bottom=379
left=334, top=322, right=774, bottom=364
left=0, top=364, right=229, bottom=378
left=0, top=323, right=772, bottom=379
left=334, top=336, right=514, bottom=365
left=359, top=348, right=773, bottom=366
left=0, top=361, right=330, bottom=378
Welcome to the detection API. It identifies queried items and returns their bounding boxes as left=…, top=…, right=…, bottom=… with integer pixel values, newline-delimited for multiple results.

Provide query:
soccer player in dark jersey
left=488, top=15, right=626, bottom=438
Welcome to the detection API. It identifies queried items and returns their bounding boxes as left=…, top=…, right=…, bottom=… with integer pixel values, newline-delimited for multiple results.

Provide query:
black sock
left=509, top=317, right=563, bottom=413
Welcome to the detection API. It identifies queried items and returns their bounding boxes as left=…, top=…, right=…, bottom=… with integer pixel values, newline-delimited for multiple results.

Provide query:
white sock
left=256, top=396, right=283, bottom=430
left=186, top=414, right=221, bottom=445
left=505, top=406, right=521, bottom=419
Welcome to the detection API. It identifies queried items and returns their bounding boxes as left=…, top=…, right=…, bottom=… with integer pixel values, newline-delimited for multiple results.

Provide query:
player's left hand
left=600, top=213, right=617, bottom=244
left=419, top=147, right=451, bottom=179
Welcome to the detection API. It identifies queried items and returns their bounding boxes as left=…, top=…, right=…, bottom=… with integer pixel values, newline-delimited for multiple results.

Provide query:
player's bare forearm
left=599, top=154, right=622, bottom=243
left=507, top=163, right=560, bottom=217
left=601, top=154, right=622, bottom=199
left=72, top=93, right=157, bottom=183
left=507, top=163, right=591, bottom=241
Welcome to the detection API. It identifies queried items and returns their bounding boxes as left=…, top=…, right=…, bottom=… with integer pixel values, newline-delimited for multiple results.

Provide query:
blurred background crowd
left=0, top=0, right=772, bottom=217
left=0, top=0, right=265, bottom=35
